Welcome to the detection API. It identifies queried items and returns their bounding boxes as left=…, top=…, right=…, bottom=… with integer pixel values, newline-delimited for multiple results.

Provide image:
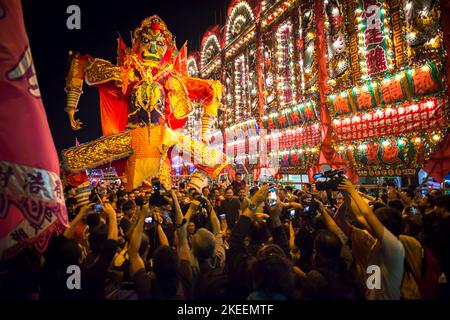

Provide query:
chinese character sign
left=360, top=0, right=389, bottom=76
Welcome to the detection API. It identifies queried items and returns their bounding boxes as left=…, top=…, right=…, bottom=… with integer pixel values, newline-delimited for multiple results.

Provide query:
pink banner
left=0, top=0, right=68, bottom=260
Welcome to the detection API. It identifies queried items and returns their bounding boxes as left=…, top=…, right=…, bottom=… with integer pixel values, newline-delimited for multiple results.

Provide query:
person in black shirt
left=219, top=187, right=242, bottom=229
left=230, top=173, right=246, bottom=196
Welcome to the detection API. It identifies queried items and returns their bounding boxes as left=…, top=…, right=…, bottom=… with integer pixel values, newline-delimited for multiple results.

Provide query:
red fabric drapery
left=424, top=133, right=450, bottom=183
left=423, top=0, right=450, bottom=182
left=65, top=172, right=89, bottom=187
left=313, top=0, right=359, bottom=183
left=99, top=85, right=128, bottom=135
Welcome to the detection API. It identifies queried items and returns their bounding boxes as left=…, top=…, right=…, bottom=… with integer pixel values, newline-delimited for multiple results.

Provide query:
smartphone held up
left=268, top=187, right=278, bottom=207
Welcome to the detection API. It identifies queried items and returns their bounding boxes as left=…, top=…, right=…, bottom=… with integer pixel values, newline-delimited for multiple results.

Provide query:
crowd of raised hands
left=1, top=177, right=449, bottom=300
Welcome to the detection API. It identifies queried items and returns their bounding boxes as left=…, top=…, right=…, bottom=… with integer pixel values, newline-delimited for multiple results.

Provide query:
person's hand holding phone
left=80, top=203, right=95, bottom=216
left=93, top=203, right=103, bottom=214
left=102, top=203, right=116, bottom=217
left=313, top=198, right=325, bottom=212
left=169, top=188, right=178, bottom=203
left=153, top=211, right=163, bottom=224
left=289, top=209, right=296, bottom=218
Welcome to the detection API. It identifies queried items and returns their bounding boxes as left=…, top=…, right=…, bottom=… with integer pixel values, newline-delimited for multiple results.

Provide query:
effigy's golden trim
left=62, top=132, right=133, bottom=173
left=166, top=75, right=194, bottom=119
left=85, top=58, right=122, bottom=86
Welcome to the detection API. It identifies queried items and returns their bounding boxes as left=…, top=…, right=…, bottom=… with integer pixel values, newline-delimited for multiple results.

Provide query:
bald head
left=192, top=228, right=216, bottom=260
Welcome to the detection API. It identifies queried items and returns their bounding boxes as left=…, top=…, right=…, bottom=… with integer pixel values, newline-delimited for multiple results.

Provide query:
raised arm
left=208, top=202, right=221, bottom=236
left=358, top=191, right=376, bottom=202
left=339, top=179, right=385, bottom=241
left=342, top=190, right=372, bottom=233
left=171, top=189, right=193, bottom=261
left=128, top=207, right=146, bottom=278
left=65, top=52, right=121, bottom=130
left=267, top=204, right=291, bottom=256
left=315, top=199, right=347, bottom=244
left=280, top=200, right=303, bottom=210
left=154, top=210, right=169, bottom=247
left=288, top=220, right=295, bottom=251
left=63, top=204, right=92, bottom=239
left=332, top=202, right=352, bottom=237
left=65, top=52, right=89, bottom=130
left=103, top=203, right=118, bottom=241
left=183, top=77, right=222, bottom=142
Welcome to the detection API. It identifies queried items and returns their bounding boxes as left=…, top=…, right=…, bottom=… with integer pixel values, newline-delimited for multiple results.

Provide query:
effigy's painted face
left=133, top=16, right=173, bottom=65
left=138, top=27, right=168, bottom=63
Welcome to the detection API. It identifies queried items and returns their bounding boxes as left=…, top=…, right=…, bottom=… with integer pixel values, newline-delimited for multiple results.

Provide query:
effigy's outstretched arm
left=182, top=77, right=222, bottom=143
left=65, top=52, right=122, bottom=130
left=65, top=52, right=91, bottom=130
left=174, top=130, right=228, bottom=192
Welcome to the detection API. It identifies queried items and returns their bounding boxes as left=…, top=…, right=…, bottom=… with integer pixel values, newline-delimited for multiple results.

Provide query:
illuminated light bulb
left=362, top=85, right=369, bottom=91
left=397, top=139, right=405, bottom=146
left=414, top=137, right=421, bottom=143
left=340, top=92, right=347, bottom=98
left=421, top=65, right=429, bottom=72
left=395, top=73, right=403, bottom=80
left=338, top=146, right=345, bottom=151
left=382, top=140, right=390, bottom=147
left=432, top=134, right=441, bottom=141
left=359, top=144, right=366, bottom=150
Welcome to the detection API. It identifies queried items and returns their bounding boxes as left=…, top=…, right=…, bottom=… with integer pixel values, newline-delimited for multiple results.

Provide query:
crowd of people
left=1, top=172, right=449, bottom=300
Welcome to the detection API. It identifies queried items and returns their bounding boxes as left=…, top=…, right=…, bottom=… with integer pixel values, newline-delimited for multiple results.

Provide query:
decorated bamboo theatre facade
left=182, top=0, right=449, bottom=182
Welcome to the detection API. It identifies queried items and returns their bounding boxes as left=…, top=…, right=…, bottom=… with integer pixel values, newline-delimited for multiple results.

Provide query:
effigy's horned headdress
left=132, top=15, right=174, bottom=48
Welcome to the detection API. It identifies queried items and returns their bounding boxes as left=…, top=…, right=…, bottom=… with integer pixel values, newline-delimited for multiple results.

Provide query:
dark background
left=22, top=0, right=229, bottom=152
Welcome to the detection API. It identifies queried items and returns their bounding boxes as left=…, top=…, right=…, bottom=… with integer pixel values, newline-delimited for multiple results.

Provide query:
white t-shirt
left=367, top=227, right=405, bottom=300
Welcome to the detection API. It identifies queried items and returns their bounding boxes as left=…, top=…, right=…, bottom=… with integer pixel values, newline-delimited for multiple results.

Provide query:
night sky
left=22, top=0, right=229, bottom=152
